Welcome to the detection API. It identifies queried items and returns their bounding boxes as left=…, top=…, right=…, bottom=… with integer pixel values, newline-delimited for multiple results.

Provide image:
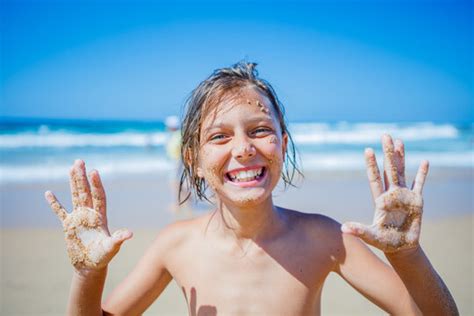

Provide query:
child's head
left=179, top=61, right=300, bottom=203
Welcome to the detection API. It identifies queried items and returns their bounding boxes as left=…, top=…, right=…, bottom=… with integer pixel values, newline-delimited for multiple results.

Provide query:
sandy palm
left=342, top=134, right=429, bottom=253
left=45, top=160, right=132, bottom=270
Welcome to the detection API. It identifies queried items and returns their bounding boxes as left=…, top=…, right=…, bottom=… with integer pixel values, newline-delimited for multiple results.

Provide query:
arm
left=341, top=135, right=458, bottom=315
left=334, top=231, right=420, bottom=315
left=386, top=247, right=458, bottom=315
left=102, top=226, right=177, bottom=315
left=67, top=268, right=108, bottom=316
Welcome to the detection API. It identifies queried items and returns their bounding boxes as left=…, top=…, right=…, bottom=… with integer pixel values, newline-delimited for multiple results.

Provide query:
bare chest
left=169, top=238, right=333, bottom=315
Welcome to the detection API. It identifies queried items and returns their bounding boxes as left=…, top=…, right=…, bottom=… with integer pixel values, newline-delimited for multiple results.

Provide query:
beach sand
left=1, top=168, right=472, bottom=315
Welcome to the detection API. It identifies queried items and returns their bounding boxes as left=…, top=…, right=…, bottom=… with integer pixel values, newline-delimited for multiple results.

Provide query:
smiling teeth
left=228, top=168, right=263, bottom=182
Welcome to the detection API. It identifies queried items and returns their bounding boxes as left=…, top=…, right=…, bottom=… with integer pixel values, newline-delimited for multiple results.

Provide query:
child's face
left=197, top=87, right=288, bottom=207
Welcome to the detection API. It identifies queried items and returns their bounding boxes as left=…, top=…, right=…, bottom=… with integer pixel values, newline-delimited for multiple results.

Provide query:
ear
left=184, top=148, right=193, bottom=168
left=282, top=132, right=288, bottom=161
left=197, top=166, right=204, bottom=178
left=184, top=148, right=203, bottom=178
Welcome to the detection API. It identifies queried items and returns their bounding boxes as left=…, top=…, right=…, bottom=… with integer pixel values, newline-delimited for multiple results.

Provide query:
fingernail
left=44, top=191, right=52, bottom=200
left=89, top=169, right=97, bottom=178
left=382, top=134, right=392, bottom=142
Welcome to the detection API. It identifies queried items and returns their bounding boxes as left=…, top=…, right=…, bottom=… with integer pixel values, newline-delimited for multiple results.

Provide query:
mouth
left=225, top=167, right=266, bottom=184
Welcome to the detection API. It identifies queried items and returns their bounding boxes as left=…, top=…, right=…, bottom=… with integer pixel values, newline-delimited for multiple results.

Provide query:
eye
left=252, top=127, right=273, bottom=136
left=209, top=134, right=228, bottom=143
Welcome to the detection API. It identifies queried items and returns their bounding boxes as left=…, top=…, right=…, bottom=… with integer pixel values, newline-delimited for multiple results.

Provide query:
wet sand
left=1, top=168, right=472, bottom=315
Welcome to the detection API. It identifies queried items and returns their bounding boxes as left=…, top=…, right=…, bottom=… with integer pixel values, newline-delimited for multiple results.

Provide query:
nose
left=231, top=136, right=256, bottom=161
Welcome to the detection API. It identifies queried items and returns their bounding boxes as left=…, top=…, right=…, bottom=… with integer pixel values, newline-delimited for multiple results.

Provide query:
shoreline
left=0, top=166, right=472, bottom=314
left=1, top=167, right=472, bottom=228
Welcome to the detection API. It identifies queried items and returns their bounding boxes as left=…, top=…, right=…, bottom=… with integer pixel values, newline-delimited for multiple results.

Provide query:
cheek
left=268, top=135, right=279, bottom=144
left=204, top=167, right=221, bottom=191
left=261, top=138, right=284, bottom=173
left=199, top=147, right=225, bottom=190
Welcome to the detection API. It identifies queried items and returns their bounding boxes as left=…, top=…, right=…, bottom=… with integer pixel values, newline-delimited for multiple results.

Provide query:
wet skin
left=45, top=88, right=447, bottom=315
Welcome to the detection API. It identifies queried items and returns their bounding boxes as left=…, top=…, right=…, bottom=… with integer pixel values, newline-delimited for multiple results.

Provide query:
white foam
left=0, top=131, right=168, bottom=148
left=299, top=151, right=473, bottom=171
left=291, top=122, right=459, bottom=144
left=0, top=122, right=462, bottom=148
left=0, top=158, right=173, bottom=183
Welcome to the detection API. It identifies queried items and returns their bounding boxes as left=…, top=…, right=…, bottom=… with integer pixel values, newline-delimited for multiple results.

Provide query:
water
left=1, top=118, right=472, bottom=183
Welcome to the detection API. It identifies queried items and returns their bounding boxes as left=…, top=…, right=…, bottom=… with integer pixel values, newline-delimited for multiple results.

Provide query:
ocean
left=0, top=119, right=472, bottom=183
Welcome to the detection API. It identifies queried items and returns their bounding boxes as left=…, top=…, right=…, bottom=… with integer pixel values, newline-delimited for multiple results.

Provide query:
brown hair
left=179, top=61, right=302, bottom=203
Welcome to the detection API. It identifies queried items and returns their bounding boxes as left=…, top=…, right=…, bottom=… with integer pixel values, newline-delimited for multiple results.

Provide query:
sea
left=0, top=119, right=472, bottom=183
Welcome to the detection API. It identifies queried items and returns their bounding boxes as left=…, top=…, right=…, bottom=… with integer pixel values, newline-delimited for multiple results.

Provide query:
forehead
left=201, top=87, right=277, bottom=127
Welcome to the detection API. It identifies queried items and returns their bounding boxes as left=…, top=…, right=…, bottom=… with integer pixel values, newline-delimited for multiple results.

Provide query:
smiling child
left=45, top=62, right=458, bottom=315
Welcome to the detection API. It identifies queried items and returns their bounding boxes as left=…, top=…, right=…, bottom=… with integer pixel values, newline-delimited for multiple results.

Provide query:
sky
left=0, top=0, right=472, bottom=123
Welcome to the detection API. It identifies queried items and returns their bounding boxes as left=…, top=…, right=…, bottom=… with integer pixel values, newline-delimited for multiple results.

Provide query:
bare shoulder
left=149, top=212, right=214, bottom=261
left=278, top=207, right=345, bottom=257
left=102, top=214, right=215, bottom=314
left=274, top=207, right=346, bottom=275
left=279, top=207, right=342, bottom=236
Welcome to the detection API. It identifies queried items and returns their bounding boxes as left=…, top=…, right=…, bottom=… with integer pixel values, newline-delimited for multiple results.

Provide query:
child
left=45, top=62, right=458, bottom=315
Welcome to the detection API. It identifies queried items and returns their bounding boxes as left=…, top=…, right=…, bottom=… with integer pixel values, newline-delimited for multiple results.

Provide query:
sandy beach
left=1, top=168, right=472, bottom=315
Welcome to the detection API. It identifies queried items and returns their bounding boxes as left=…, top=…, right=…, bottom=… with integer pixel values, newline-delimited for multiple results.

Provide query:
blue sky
left=1, top=0, right=472, bottom=122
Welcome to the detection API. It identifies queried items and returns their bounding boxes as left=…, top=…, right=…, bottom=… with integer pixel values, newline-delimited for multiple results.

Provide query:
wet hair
left=179, top=61, right=302, bottom=203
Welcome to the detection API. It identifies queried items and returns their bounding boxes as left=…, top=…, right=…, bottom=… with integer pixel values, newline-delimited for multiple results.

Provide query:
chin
left=220, top=188, right=272, bottom=208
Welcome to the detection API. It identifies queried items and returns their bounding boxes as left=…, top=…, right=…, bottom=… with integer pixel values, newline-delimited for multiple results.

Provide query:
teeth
left=228, top=168, right=263, bottom=182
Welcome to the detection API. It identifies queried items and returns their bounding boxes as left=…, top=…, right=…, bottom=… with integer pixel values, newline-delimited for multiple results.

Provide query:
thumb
left=341, top=221, right=373, bottom=240
left=111, top=228, right=133, bottom=246
left=102, top=229, right=133, bottom=255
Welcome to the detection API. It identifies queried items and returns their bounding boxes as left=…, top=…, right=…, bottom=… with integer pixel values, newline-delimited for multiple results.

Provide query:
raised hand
left=45, top=160, right=132, bottom=270
left=342, top=134, right=429, bottom=253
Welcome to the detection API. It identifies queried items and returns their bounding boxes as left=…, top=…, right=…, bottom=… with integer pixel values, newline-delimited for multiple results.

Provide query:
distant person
left=165, top=115, right=181, bottom=161
left=45, top=62, right=457, bottom=315
left=165, top=115, right=192, bottom=215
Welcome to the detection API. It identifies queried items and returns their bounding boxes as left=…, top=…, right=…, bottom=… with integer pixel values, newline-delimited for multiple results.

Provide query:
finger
left=383, top=170, right=390, bottom=191
left=89, top=169, right=107, bottom=218
left=44, top=191, right=68, bottom=222
left=103, top=229, right=133, bottom=254
left=69, top=165, right=80, bottom=210
left=111, top=229, right=133, bottom=246
left=365, top=148, right=384, bottom=199
left=341, top=222, right=375, bottom=240
left=382, top=134, right=399, bottom=187
left=394, top=139, right=406, bottom=187
left=70, top=160, right=93, bottom=209
left=412, top=160, right=429, bottom=194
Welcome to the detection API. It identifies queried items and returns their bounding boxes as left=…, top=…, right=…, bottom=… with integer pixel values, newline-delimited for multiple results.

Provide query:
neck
left=212, top=196, right=284, bottom=242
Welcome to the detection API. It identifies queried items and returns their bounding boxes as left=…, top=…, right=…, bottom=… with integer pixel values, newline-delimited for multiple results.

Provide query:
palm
left=45, top=160, right=132, bottom=270
left=342, top=135, right=429, bottom=253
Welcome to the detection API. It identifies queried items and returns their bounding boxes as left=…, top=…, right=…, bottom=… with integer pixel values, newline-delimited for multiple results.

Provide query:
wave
left=0, top=122, right=463, bottom=149
left=291, top=122, right=460, bottom=144
left=0, top=131, right=168, bottom=148
left=299, top=151, right=474, bottom=170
